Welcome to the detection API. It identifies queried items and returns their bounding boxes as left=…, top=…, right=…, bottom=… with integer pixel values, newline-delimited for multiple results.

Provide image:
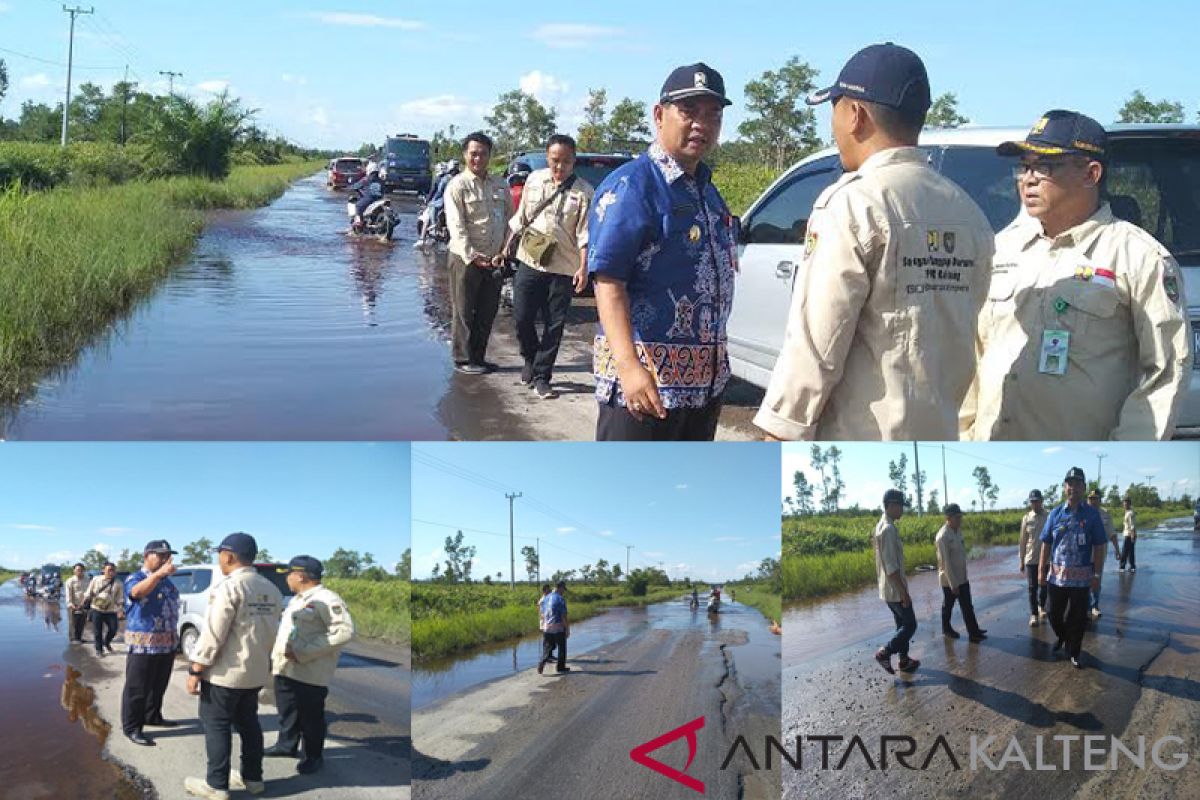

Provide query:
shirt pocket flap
left=1067, top=284, right=1119, bottom=318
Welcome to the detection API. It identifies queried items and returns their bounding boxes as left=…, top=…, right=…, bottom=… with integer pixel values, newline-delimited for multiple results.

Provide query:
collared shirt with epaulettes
left=65, top=575, right=87, bottom=608
left=964, top=203, right=1191, bottom=441
left=444, top=170, right=513, bottom=264
left=936, top=523, right=969, bottom=589
left=509, top=168, right=594, bottom=278
left=1019, top=507, right=1049, bottom=565
left=587, top=142, right=738, bottom=409
left=272, top=583, right=355, bottom=688
left=873, top=514, right=906, bottom=603
left=1124, top=508, right=1137, bottom=537
left=754, top=146, right=994, bottom=441
left=192, top=566, right=283, bottom=690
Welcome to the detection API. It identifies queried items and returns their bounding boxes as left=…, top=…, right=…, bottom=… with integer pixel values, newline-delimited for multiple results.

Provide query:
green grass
left=711, top=163, right=779, bottom=217
left=324, top=578, right=410, bottom=644
left=0, top=161, right=322, bottom=403
left=411, top=582, right=685, bottom=661
left=726, top=582, right=782, bottom=623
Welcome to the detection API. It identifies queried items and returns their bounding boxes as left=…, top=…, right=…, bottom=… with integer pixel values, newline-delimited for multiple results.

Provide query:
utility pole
left=159, top=70, right=183, bottom=96
left=941, top=444, right=948, bottom=509
left=119, top=64, right=129, bottom=145
left=60, top=4, right=94, bottom=147
left=1096, top=453, right=1107, bottom=489
left=505, top=492, right=521, bottom=590
left=625, top=545, right=632, bottom=580
left=913, top=441, right=923, bottom=516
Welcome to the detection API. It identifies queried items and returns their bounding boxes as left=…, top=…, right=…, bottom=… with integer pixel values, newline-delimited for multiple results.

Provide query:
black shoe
left=95, top=649, right=105, bottom=657
left=537, top=660, right=545, bottom=675
left=555, top=666, right=572, bottom=673
left=968, top=633, right=988, bottom=643
left=942, top=628, right=961, bottom=639
left=144, top=718, right=178, bottom=728
left=126, top=731, right=155, bottom=747
left=455, top=363, right=488, bottom=375
left=520, top=361, right=534, bottom=385
left=480, top=361, right=499, bottom=373
left=1053, top=638, right=1065, bottom=652
left=533, top=379, right=557, bottom=400
left=296, top=757, right=324, bottom=775
left=264, top=744, right=300, bottom=758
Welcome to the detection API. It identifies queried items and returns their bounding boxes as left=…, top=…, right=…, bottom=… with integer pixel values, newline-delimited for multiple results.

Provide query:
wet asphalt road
left=781, top=520, right=1200, bottom=799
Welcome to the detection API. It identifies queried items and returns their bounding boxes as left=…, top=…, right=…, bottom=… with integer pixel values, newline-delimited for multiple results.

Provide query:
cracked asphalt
left=782, top=519, right=1200, bottom=799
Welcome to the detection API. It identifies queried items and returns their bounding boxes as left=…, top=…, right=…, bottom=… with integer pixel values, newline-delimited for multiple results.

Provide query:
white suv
left=727, top=125, right=1200, bottom=434
left=173, top=562, right=293, bottom=661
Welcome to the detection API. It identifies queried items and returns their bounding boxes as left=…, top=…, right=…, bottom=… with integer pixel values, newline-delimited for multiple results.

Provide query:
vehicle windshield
left=386, top=138, right=430, bottom=165
left=334, top=159, right=363, bottom=173
left=513, top=153, right=629, bottom=189
left=255, top=563, right=295, bottom=597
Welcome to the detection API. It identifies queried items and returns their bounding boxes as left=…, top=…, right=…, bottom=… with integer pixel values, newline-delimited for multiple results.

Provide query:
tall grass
left=324, top=578, right=410, bottom=644
left=726, top=582, right=782, bottom=623
left=0, top=161, right=322, bottom=402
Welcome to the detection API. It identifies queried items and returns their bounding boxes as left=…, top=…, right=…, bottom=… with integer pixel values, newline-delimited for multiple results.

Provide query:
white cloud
left=281, top=73, right=308, bottom=86
left=1139, top=466, right=1162, bottom=476
left=195, top=80, right=230, bottom=95
left=597, top=530, right=614, bottom=537
left=46, top=550, right=76, bottom=563
left=309, top=106, right=330, bottom=127
left=9, top=523, right=55, bottom=531
left=19, top=73, right=53, bottom=90
left=529, top=23, right=624, bottom=50
left=674, top=483, right=689, bottom=490
left=518, top=70, right=570, bottom=107
left=309, top=12, right=424, bottom=30
left=555, top=526, right=576, bottom=534
left=393, top=94, right=485, bottom=125
left=90, top=543, right=112, bottom=556
left=1042, top=446, right=1063, bottom=455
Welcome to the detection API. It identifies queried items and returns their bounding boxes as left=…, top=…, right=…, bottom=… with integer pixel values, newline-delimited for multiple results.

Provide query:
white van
left=173, top=562, right=293, bottom=661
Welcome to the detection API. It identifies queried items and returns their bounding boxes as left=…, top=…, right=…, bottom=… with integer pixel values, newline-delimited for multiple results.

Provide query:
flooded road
left=782, top=519, right=1200, bottom=799
left=0, top=580, right=146, bottom=799
left=2, top=177, right=450, bottom=440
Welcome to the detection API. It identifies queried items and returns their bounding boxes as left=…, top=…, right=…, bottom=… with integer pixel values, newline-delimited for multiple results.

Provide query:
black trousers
left=1025, top=564, right=1048, bottom=616
left=941, top=582, right=983, bottom=636
left=121, top=652, right=175, bottom=734
left=1047, top=584, right=1091, bottom=658
left=596, top=395, right=723, bottom=442
left=542, top=631, right=567, bottom=671
left=1119, top=537, right=1136, bottom=569
left=90, top=610, right=118, bottom=652
left=883, top=601, right=917, bottom=658
left=274, top=675, right=329, bottom=759
left=512, top=263, right=573, bottom=382
left=199, top=681, right=264, bottom=791
left=449, top=254, right=502, bottom=365
left=69, top=609, right=87, bottom=642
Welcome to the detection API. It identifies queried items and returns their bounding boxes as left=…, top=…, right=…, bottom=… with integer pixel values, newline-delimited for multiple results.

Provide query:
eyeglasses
left=1013, top=158, right=1085, bottom=181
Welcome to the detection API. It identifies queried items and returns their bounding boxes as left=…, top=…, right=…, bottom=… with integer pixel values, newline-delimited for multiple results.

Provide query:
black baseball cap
left=944, top=503, right=963, bottom=516
left=1064, top=467, right=1087, bottom=484
left=217, top=532, right=258, bottom=562
left=807, top=43, right=931, bottom=114
left=882, top=489, right=909, bottom=507
left=143, top=539, right=177, bottom=555
left=997, top=110, right=1107, bottom=161
left=660, top=63, right=732, bottom=107
left=287, top=555, right=323, bottom=579
left=1028, top=489, right=1044, bottom=502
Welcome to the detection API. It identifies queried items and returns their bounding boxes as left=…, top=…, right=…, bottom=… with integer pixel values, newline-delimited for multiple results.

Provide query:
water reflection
left=62, top=666, right=111, bottom=745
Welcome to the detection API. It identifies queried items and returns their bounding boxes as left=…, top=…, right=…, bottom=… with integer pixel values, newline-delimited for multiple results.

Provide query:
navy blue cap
left=944, top=503, right=964, bottom=516
left=660, top=62, right=732, bottom=107
left=807, top=43, right=931, bottom=113
left=288, top=555, right=323, bottom=579
left=217, top=532, right=258, bottom=562
left=882, top=489, right=910, bottom=507
left=998, top=110, right=1107, bottom=160
left=143, top=539, right=177, bottom=555
left=1064, top=467, right=1087, bottom=484
left=1028, top=489, right=1044, bottom=502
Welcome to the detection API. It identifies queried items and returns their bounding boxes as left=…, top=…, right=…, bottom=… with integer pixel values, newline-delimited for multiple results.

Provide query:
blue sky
left=411, top=443, right=780, bottom=583
left=0, top=443, right=409, bottom=570
left=2, top=1, right=1196, bottom=150
left=782, top=442, right=1200, bottom=512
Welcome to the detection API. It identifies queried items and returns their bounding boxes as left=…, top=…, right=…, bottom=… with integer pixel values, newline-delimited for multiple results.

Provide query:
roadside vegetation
left=325, top=578, right=410, bottom=644
left=725, top=582, right=782, bottom=625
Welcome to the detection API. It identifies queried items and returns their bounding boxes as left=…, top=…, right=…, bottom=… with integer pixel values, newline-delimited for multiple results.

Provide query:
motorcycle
left=347, top=190, right=399, bottom=243
left=414, top=195, right=449, bottom=249
left=706, top=596, right=720, bottom=614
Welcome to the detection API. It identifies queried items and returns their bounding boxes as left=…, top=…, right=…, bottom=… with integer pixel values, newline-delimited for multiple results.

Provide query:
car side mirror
left=735, top=216, right=748, bottom=245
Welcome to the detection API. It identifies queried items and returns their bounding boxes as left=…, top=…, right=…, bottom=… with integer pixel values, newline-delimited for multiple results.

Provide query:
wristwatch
left=188, top=667, right=205, bottom=677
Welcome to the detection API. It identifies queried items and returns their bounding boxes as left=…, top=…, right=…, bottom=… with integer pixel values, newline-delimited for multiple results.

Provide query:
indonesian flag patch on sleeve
left=1092, top=267, right=1116, bottom=289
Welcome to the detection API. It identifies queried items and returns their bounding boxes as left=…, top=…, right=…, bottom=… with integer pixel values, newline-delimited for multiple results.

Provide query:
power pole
left=941, top=444, right=948, bottom=508
left=159, top=70, right=183, bottom=96
left=505, top=492, right=521, bottom=590
left=60, top=4, right=94, bottom=147
left=625, top=545, right=632, bottom=580
left=1096, top=453, right=1107, bottom=489
left=913, top=441, right=923, bottom=516
left=119, top=64, right=129, bottom=145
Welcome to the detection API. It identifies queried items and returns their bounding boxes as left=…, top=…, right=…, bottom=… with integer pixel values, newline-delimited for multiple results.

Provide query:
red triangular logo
left=629, top=715, right=706, bottom=794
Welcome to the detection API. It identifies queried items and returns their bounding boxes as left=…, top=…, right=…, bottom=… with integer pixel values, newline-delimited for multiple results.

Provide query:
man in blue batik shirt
left=588, top=62, right=738, bottom=441
left=538, top=582, right=570, bottom=674
left=1039, top=467, right=1108, bottom=668
left=121, top=539, right=181, bottom=746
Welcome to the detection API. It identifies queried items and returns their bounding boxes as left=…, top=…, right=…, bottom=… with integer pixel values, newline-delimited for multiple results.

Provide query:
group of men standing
left=874, top=466, right=1139, bottom=675
left=100, top=535, right=354, bottom=800
left=65, top=560, right=125, bottom=655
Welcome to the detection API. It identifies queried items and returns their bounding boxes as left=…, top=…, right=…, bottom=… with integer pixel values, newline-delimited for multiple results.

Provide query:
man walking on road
left=1119, top=497, right=1138, bottom=571
left=184, top=533, right=283, bottom=800
left=936, top=504, right=988, bottom=642
left=267, top=556, right=355, bottom=776
left=539, top=581, right=570, bottom=674
left=121, top=540, right=180, bottom=747
left=1087, top=489, right=1122, bottom=619
left=1019, top=489, right=1050, bottom=626
left=1039, top=467, right=1108, bottom=668
left=84, top=561, right=125, bottom=655
left=874, top=489, right=920, bottom=675
left=65, top=563, right=88, bottom=644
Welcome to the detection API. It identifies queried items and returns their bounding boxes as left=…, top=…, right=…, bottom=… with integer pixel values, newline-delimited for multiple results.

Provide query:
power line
left=0, top=44, right=121, bottom=70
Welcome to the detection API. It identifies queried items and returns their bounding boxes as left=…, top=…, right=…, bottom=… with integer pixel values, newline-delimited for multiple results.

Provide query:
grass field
left=411, top=583, right=689, bottom=661
left=0, top=161, right=322, bottom=403
left=725, top=582, right=782, bottom=624
left=783, top=506, right=1192, bottom=602
left=324, top=578, right=410, bottom=644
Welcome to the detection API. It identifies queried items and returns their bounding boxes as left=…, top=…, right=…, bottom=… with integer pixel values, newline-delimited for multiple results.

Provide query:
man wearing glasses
left=964, top=110, right=1191, bottom=440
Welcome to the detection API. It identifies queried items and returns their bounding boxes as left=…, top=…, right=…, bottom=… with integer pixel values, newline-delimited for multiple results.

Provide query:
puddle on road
left=2, top=178, right=452, bottom=440
left=0, top=582, right=149, bottom=799
left=414, top=596, right=779, bottom=710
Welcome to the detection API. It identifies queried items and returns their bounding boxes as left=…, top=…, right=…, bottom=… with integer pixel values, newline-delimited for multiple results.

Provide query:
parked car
left=504, top=151, right=634, bottom=208
left=727, top=125, right=1200, bottom=433
left=380, top=134, right=432, bottom=194
left=173, top=562, right=294, bottom=660
left=327, top=157, right=366, bottom=189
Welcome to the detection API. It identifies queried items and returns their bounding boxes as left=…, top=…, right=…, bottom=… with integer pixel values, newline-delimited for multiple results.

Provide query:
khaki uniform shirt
left=965, top=204, right=1190, bottom=440
left=65, top=575, right=87, bottom=609
left=193, top=567, right=283, bottom=690
left=1019, top=508, right=1049, bottom=565
left=445, top=171, right=514, bottom=264
left=272, top=584, right=355, bottom=688
left=756, top=147, right=994, bottom=440
left=874, top=514, right=906, bottom=603
left=508, top=168, right=594, bottom=277
left=1124, top=508, right=1137, bottom=538
left=83, top=574, right=125, bottom=612
left=935, top=523, right=968, bottom=589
